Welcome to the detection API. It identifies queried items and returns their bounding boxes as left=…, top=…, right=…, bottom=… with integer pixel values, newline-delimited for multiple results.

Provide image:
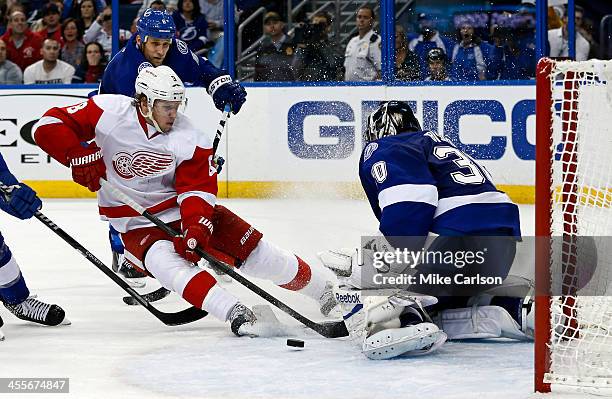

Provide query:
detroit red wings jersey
left=33, top=94, right=217, bottom=232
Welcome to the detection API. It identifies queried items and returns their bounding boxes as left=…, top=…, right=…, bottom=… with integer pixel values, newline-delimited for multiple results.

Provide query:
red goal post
left=535, top=57, right=612, bottom=395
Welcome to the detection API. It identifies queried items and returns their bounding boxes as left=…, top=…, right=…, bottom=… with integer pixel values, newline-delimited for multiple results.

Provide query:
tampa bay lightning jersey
left=359, top=130, right=521, bottom=238
left=99, top=36, right=225, bottom=96
left=0, top=154, right=18, bottom=186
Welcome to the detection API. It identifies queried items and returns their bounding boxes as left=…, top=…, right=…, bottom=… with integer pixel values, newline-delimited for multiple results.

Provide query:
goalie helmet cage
left=535, top=57, right=612, bottom=395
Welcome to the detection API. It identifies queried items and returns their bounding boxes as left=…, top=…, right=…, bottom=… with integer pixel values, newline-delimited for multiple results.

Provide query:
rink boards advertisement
left=0, top=84, right=535, bottom=202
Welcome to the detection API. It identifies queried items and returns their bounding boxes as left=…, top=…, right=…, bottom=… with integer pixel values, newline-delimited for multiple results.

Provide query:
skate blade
left=59, top=318, right=72, bottom=326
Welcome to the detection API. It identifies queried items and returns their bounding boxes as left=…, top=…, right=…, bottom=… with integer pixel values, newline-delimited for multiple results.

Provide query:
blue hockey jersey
left=0, top=154, right=19, bottom=186
left=359, top=130, right=521, bottom=240
left=99, top=35, right=225, bottom=96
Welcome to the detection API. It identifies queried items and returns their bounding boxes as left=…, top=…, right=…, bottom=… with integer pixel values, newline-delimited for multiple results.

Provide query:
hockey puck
left=286, top=339, right=305, bottom=349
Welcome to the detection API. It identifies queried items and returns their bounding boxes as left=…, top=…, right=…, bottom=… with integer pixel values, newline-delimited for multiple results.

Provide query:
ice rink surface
left=0, top=199, right=548, bottom=399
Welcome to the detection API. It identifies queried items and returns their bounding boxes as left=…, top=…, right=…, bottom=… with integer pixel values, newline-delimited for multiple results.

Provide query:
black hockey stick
left=101, top=179, right=349, bottom=339
left=0, top=184, right=207, bottom=326
left=33, top=211, right=208, bottom=325
left=213, top=104, right=231, bottom=154
left=123, top=286, right=171, bottom=305
left=122, top=106, right=231, bottom=306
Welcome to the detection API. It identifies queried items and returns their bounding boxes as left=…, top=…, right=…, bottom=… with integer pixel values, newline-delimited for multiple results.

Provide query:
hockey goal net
left=535, top=58, right=612, bottom=394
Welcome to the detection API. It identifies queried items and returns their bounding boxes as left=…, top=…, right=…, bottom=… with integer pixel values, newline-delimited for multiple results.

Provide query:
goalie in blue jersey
left=319, top=101, right=534, bottom=360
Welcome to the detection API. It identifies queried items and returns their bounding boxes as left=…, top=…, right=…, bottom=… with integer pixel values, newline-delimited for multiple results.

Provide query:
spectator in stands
left=408, top=13, right=454, bottom=79
left=1, top=10, right=43, bottom=71
left=62, top=0, right=104, bottom=20
left=173, top=0, right=209, bottom=53
left=574, top=6, right=598, bottom=59
left=548, top=6, right=562, bottom=30
left=200, top=0, right=222, bottom=33
left=0, top=7, right=6, bottom=36
left=33, top=3, right=62, bottom=43
left=293, top=11, right=343, bottom=82
left=138, top=0, right=170, bottom=18
left=71, top=40, right=105, bottom=83
left=3, top=3, right=26, bottom=32
left=150, top=0, right=168, bottom=12
left=23, top=38, right=74, bottom=83
left=0, top=38, right=23, bottom=83
left=75, top=0, right=98, bottom=33
left=490, top=25, right=535, bottom=80
left=424, top=47, right=450, bottom=81
left=344, top=4, right=380, bottom=81
left=395, top=24, right=419, bottom=81
left=548, top=7, right=590, bottom=61
left=60, top=18, right=84, bottom=68
left=84, top=5, right=131, bottom=59
left=449, top=18, right=495, bottom=81
left=254, top=11, right=294, bottom=81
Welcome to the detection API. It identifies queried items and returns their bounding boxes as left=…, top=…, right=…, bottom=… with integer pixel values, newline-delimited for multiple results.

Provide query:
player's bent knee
left=145, top=240, right=202, bottom=294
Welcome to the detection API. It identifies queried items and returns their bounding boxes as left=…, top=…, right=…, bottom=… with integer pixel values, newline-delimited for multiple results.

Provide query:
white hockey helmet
left=135, top=65, right=186, bottom=131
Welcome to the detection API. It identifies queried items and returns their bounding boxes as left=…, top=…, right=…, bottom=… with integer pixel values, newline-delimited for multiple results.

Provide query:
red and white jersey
left=33, top=94, right=217, bottom=233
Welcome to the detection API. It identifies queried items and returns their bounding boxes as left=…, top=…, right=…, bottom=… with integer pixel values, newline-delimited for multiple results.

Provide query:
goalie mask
left=135, top=65, right=186, bottom=132
left=365, top=101, right=422, bottom=142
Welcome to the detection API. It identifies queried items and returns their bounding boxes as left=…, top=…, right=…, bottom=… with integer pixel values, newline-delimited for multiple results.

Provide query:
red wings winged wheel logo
left=112, top=151, right=174, bottom=179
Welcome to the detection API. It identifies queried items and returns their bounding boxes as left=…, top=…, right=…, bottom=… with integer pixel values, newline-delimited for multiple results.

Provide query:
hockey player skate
left=0, top=314, right=4, bottom=341
left=3, top=296, right=69, bottom=326
left=228, top=303, right=290, bottom=337
left=112, top=251, right=147, bottom=288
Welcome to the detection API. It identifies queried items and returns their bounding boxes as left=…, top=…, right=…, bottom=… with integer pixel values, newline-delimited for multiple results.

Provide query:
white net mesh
left=546, top=60, right=612, bottom=391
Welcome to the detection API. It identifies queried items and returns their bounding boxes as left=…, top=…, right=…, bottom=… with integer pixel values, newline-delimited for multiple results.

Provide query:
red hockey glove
left=67, top=144, right=106, bottom=192
left=173, top=215, right=214, bottom=263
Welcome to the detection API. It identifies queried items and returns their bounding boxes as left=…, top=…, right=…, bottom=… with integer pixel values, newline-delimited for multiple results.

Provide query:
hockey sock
left=202, top=285, right=239, bottom=321
left=240, top=240, right=328, bottom=300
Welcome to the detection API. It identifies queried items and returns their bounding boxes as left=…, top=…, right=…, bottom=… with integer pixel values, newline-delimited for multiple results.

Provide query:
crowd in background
left=0, top=0, right=608, bottom=85
left=0, top=0, right=228, bottom=84
left=248, top=1, right=609, bottom=83
left=0, top=0, right=114, bottom=84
